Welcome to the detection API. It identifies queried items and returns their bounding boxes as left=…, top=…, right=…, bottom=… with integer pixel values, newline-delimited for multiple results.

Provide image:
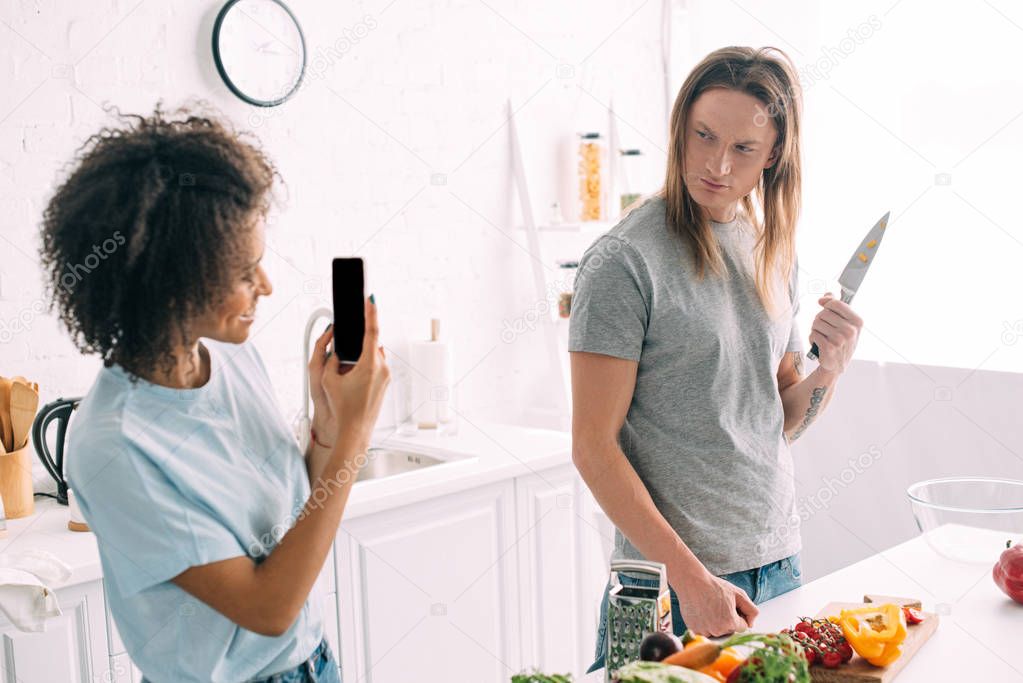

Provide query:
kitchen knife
left=807, top=211, right=890, bottom=361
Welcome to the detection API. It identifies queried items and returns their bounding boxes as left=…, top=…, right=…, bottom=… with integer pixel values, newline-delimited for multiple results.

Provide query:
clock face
left=213, top=0, right=306, bottom=107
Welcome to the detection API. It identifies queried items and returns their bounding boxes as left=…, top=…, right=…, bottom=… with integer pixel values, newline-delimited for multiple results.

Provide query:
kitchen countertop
left=1, top=495, right=104, bottom=589
left=754, top=528, right=1023, bottom=681
left=348, top=419, right=572, bottom=518
left=0, top=421, right=572, bottom=590
left=6, top=421, right=1021, bottom=681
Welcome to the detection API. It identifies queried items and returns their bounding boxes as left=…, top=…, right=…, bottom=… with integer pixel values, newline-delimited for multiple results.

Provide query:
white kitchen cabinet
left=321, top=592, right=341, bottom=675
left=0, top=470, right=608, bottom=682
left=320, top=545, right=341, bottom=678
left=100, top=583, right=144, bottom=680
left=0, top=579, right=110, bottom=683
left=515, top=464, right=580, bottom=676
left=107, top=652, right=139, bottom=682
left=335, top=479, right=521, bottom=682
left=3, top=424, right=578, bottom=682
left=515, top=464, right=615, bottom=678
left=103, top=581, right=125, bottom=656
left=574, top=473, right=615, bottom=651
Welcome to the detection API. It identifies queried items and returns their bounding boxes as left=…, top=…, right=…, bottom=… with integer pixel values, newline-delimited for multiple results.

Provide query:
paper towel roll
left=409, top=339, right=453, bottom=429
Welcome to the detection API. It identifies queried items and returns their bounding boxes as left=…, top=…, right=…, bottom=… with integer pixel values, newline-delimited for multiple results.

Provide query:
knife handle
left=806, top=290, right=854, bottom=362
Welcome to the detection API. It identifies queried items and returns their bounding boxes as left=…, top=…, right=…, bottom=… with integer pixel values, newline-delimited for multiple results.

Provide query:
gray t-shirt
left=568, top=196, right=802, bottom=576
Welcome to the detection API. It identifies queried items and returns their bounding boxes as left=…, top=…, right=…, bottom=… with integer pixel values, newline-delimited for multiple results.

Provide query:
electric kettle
left=31, top=397, right=81, bottom=506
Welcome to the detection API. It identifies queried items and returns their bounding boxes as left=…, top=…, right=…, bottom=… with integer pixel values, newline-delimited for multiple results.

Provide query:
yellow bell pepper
left=869, top=641, right=904, bottom=667
left=699, top=647, right=744, bottom=681
left=684, top=635, right=708, bottom=650
left=675, top=636, right=744, bottom=681
left=837, top=603, right=907, bottom=667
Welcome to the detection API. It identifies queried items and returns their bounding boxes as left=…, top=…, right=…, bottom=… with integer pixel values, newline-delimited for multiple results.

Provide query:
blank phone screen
left=332, top=258, right=365, bottom=363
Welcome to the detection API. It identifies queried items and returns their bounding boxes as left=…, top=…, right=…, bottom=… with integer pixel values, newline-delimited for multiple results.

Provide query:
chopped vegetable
left=723, top=633, right=810, bottom=683
left=857, top=252, right=868, bottom=262
left=698, top=647, right=744, bottom=681
left=511, top=671, right=573, bottom=683
left=613, top=660, right=718, bottom=682
left=683, top=634, right=707, bottom=648
left=837, top=603, right=907, bottom=667
left=902, top=606, right=925, bottom=624
left=866, top=239, right=878, bottom=248
left=641, top=632, right=683, bottom=662
left=661, top=642, right=720, bottom=669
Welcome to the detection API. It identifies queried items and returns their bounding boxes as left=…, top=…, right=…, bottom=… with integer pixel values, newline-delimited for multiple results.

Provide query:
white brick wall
left=0, top=0, right=671, bottom=431
left=8, top=0, right=1018, bottom=591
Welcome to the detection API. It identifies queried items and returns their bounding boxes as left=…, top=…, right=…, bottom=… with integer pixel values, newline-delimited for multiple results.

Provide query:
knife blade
left=807, top=210, right=890, bottom=361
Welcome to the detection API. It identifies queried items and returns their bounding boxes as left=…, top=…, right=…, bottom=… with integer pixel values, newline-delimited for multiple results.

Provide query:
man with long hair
left=570, top=47, right=864, bottom=672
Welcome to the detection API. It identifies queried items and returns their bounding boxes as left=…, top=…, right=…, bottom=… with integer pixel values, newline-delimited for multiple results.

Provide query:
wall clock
left=212, top=0, right=307, bottom=107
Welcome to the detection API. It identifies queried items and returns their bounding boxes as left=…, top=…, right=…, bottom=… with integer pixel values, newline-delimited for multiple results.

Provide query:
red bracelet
left=310, top=427, right=334, bottom=449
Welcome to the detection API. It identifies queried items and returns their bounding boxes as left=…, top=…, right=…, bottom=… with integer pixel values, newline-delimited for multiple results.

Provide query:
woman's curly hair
left=40, top=103, right=279, bottom=380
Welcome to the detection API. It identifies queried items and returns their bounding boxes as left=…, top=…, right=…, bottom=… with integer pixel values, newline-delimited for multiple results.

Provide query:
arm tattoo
left=791, top=351, right=804, bottom=378
left=790, top=386, right=828, bottom=442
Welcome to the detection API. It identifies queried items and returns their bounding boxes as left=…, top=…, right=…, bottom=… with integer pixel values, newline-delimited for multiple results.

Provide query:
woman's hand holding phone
left=318, top=297, right=389, bottom=455
left=308, top=324, right=338, bottom=441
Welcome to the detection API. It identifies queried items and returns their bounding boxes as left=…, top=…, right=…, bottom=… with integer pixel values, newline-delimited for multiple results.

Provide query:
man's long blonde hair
left=662, top=46, right=801, bottom=314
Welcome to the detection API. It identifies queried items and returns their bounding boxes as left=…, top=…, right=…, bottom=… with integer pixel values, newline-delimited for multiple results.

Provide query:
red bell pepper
left=993, top=540, right=1023, bottom=605
left=902, top=606, right=924, bottom=625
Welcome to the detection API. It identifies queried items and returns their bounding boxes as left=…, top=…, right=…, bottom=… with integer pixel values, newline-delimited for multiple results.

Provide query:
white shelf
left=507, top=96, right=625, bottom=430
left=517, top=221, right=615, bottom=234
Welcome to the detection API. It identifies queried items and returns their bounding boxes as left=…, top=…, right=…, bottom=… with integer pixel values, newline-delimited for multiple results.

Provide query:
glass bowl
left=906, top=477, right=1023, bottom=564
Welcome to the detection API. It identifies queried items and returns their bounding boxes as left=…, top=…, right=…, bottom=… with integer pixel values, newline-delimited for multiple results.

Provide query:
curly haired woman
left=43, top=105, right=389, bottom=683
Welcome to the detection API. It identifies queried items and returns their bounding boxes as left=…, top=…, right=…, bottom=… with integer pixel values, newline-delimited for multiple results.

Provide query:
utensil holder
left=0, top=445, right=34, bottom=519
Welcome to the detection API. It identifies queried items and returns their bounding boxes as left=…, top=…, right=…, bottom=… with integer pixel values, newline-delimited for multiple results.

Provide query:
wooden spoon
left=9, top=381, right=38, bottom=451
left=0, top=376, right=12, bottom=452
left=11, top=376, right=38, bottom=393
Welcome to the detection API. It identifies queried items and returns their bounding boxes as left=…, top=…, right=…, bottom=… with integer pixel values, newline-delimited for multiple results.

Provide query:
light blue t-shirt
left=67, top=339, right=324, bottom=683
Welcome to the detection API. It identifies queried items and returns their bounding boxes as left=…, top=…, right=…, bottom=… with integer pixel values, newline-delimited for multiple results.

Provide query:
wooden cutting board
left=808, top=595, right=939, bottom=683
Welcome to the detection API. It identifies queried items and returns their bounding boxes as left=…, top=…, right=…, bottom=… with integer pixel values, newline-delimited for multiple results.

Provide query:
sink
left=355, top=447, right=469, bottom=483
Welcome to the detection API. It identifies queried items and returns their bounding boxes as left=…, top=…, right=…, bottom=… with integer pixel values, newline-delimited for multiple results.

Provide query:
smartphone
left=332, top=257, right=365, bottom=364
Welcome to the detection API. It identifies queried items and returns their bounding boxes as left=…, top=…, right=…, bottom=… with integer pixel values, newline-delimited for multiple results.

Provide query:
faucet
left=294, top=306, right=333, bottom=451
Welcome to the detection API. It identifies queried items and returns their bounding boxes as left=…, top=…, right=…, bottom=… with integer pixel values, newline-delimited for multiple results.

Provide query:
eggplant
left=639, top=632, right=683, bottom=662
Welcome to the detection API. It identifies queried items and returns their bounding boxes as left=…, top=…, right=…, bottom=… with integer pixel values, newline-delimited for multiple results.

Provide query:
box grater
left=604, top=559, right=673, bottom=679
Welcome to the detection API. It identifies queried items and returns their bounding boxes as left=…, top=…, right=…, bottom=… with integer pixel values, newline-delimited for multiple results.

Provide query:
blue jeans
left=142, top=638, right=341, bottom=683
left=588, top=554, right=803, bottom=673
left=251, top=639, right=341, bottom=683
